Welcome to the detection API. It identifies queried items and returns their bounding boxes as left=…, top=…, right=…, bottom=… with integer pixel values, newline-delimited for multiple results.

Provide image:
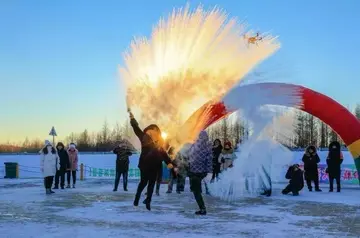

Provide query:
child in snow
left=220, top=140, right=237, bottom=171
left=188, top=131, right=213, bottom=215
left=129, top=112, right=176, bottom=210
left=282, top=164, right=304, bottom=196
left=113, top=139, right=134, bottom=192
left=326, top=141, right=343, bottom=192
left=302, top=145, right=321, bottom=192
left=67, top=143, right=79, bottom=188
left=53, top=142, right=70, bottom=189
left=40, top=140, right=60, bottom=195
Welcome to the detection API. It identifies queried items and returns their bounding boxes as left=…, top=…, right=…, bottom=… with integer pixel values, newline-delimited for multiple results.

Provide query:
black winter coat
left=212, top=146, right=222, bottom=166
left=113, top=147, right=133, bottom=172
left=142, top=147, right=174, bottom=180
left=286, top=166, right=304, bottom=190
left=57, top=148, right=70, bottom=170
left=302, top=153, right=320, bottom=174
left=326, top=154, right=343, bottom=177
left=130, top=118, right=158, bottom=170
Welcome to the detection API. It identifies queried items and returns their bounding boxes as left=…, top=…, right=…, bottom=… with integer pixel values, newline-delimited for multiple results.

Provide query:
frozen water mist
left=119, top=4, right=280, bottom=140
left=208, top=105, right=294, bottom=202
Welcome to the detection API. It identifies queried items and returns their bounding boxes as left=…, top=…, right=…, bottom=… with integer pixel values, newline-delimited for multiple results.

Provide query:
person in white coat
left=40, top=140, right=60, bottom=194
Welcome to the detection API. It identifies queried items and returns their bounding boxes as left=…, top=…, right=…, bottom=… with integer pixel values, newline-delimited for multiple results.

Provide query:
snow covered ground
left=0, top=178, right=359, bottom=238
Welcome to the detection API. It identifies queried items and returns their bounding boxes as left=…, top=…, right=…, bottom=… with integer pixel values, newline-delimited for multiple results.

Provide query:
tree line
left=1, top=104, right=360, bottom=153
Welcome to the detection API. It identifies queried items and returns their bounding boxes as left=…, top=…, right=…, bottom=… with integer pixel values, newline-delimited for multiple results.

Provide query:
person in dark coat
left=326, top=141, right=343, bottom=192
left=53, top=142, right=70, bottom=189
left=302, top=145, right=322, bottom=192
left=211, top=139, right=222, bottom=182
left=282, top=164, right=304, bottom=196
left=188, top=131, right=213, bottom=215
left=113, top=139, right=134, bottom=192
left=129, top=112, right=176, bottom=211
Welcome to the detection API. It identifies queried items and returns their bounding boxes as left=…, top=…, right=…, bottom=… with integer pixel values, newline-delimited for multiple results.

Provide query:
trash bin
left=4, top=162, right=18, bottom=178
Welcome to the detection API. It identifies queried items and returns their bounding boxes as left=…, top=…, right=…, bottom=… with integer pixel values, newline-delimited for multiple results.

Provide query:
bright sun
left=161, top=132, right=168, bottom=140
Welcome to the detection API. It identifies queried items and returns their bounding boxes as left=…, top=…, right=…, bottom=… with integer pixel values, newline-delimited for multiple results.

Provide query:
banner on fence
left=298, top=164, right=359, bottom=184
left=88, top=163, right=171, bottom=182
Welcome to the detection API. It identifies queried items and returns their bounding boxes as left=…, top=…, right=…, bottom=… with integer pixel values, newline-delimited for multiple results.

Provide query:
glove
left=129, top=111, right=134, bottom=119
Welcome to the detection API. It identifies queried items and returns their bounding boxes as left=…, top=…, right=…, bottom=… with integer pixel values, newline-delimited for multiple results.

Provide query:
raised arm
left=130, top=117, right=145, bottom=141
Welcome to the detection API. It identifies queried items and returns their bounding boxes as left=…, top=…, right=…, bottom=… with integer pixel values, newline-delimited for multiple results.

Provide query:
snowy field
left=0, top=178, right=359, bottom=238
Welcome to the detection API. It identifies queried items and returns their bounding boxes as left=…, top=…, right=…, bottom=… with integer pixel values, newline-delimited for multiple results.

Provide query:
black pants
left=211, top=164, right=221, bottom=181
left=167, top=171, right=183, bottom=192
left=282, top=184, right=301, bottom=195
left=189, top=172, right=207, bottom=211
left=44, top=176, right=54, bottom=189
left=134, top=170, right=157, bottom=205
left=155, top=165, right=163, bottom=193
left=67, top=170, right=76, bottom=185
left=54, top=169, right=66, bottom=188
left=114, top=170, right=128, bottom=190
left=305, top=172, right=319, bottom=190
left=329, top=174, right=341, bottom=191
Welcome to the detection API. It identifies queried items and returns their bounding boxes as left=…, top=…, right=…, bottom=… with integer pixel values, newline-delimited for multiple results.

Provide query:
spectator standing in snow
left=53, top=142, right=70, bottom=189
left=113, top=139, right=134, bottom=192
left=211, top=139, right=222, bottom=182
left=302, top=145, right=322, bottom=192
left=40, top=140, right=60, bottom=195
left=326, top=141, right=343, bottom=192
left=67, top=143, right=79, bottom=188
left=282, top=164, right=304, bottom=196
left=220, top=140, right=237, bottom=171
left=166, top=146, right=186, bottom=194
left=188, top=131, right=213, bottom=215
left=129, top=112, right=176, bottom=211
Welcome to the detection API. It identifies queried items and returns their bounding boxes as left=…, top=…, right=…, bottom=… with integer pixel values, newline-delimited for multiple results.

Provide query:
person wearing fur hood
left=302, top=145, right=322, bottom=192
left=67, top=143, right=79, bottom=188
left=40, top=140, right=60, bottom=195
left=220, top=140, right=237, bottom=171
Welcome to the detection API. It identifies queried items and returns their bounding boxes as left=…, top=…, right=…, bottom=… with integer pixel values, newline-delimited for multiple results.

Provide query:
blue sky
left=0, top=0, right=359, bottom=143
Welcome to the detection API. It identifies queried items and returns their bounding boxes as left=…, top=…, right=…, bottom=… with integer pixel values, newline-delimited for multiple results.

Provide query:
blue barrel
left=161, top=162, right=170, bottom=183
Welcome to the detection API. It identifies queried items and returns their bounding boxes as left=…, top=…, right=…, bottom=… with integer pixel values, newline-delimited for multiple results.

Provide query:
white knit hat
left=69, top=143, right=76, bottom=149
left=44, top=140, right=51, bottom=146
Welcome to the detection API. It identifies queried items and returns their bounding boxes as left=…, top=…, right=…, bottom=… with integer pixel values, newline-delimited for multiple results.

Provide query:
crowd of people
left=38, top=110, right=346, bottom=215
left=282, top=141, right=344, bottom=196
left=40, top=141, right=79, bottom=194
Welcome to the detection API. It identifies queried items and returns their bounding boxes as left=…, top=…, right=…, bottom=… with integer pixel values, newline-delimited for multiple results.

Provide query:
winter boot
left=176, top=191, right=181, bottom=194
left=46, top=189, right=51, bottom=195
left=166, top=190, right=172, bottom=194
left=61, top=186, right=64, bottom=189
left=53, top=186, right=59, bottom=189
left=124, top=187, right=128, bottom=191
left=337, top=187, right=341, bottom=193
left=156, top=191, right=160, bottom=196
left=113, top=188, right=117, bottom=192
left=145, top=202, right=151, bottom=211
left=66, top=184, right=71, bottom=188
left=195, top=209, right=207, bottom=215
left=315, top=188, right=322, bottom=192
left=329, top=189, right=333, bottom=192
left=50, top=189, right=55, bottom=194
left=72, top=184, right=75, bottom=188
